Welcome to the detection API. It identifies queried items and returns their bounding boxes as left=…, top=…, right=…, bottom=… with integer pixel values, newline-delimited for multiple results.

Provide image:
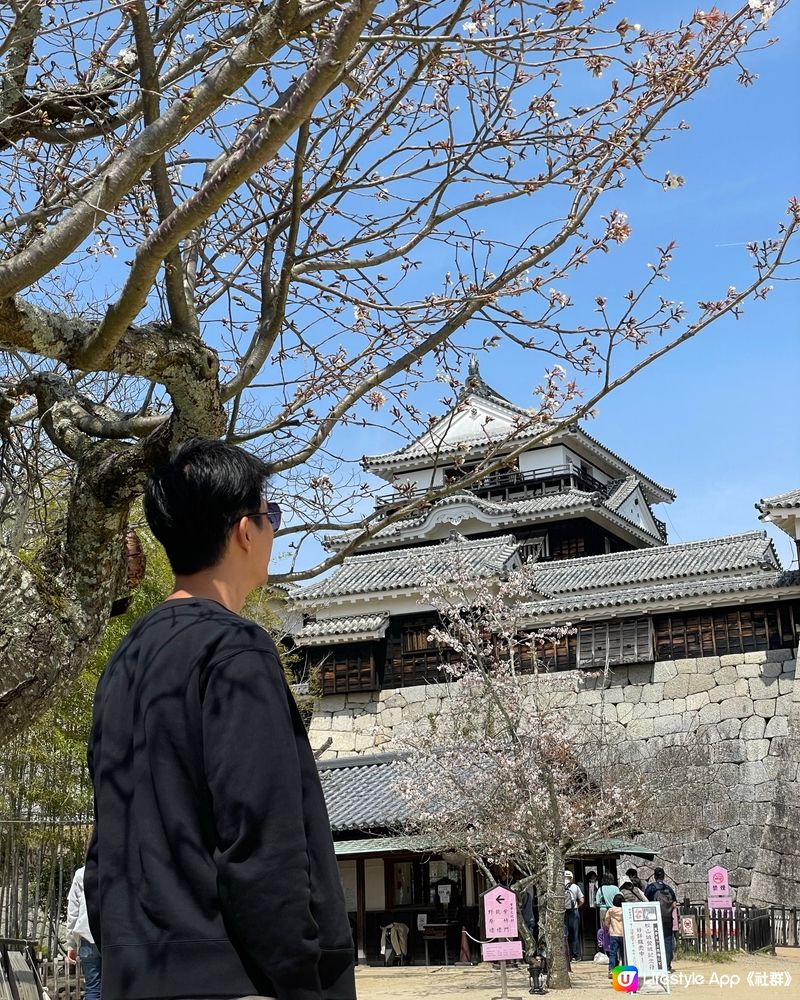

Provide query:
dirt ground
left=352, top=947, right=800, bottom=998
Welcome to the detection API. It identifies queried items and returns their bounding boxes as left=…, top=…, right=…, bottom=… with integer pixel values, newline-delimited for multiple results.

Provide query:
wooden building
left=291, top=363, right=800, bottom=695
left=320, top=752, right=656, bottom=965
left=287, top=361, right=800, bottom=939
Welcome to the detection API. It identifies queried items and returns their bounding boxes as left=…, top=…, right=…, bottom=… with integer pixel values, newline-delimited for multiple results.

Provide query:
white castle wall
left=309, top=649, right=800, bottom=907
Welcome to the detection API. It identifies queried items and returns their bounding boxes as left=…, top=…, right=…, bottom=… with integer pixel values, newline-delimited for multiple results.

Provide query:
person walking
left=66, top=865, right=101, bottom=1000
left=563, top=870, right=584, bottom=962
left=602, top=894, right=625, bottom=980
left=85, top=439, right=356, bottom=1000
left=645, top=867, right=678, bottom=972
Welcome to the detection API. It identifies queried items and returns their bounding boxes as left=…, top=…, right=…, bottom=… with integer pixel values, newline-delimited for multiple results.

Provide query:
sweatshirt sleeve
left=85, top=725, right=101, bottom=950
left=66, top=873, right=81, bottom=950
left=202, top=641, right=322, bottom=1000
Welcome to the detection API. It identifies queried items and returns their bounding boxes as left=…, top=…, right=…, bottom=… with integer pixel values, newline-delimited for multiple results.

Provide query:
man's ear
left=232, top=515, right=251, bottom=552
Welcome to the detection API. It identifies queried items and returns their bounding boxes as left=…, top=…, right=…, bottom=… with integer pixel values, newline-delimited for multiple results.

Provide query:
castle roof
left=318, top=753, right=656, bottom=860
left=362, top=404, right=674, bottom=505
left=756, top=488, right=800, bottom=512
left=294, top=533, right=520, bottom=604
left=324, top=478, right=664, bottom=553
left=527, top=530, right=779, bottom=595
left=756, top=488, right=800, bottom=543
left=291, top=530, right=797, bottom=634
left=296, top=613, right=390, bottom=646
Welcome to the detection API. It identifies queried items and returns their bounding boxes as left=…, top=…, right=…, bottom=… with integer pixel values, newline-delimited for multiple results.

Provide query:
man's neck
left=168, top=572, right=246, bottom=614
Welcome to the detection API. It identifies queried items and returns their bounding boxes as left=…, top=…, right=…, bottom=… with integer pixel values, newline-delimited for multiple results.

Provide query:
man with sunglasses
left=85, top=438, right=355, bottom=1000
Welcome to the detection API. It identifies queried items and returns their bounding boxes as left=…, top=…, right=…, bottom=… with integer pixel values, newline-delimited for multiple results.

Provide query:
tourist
left=602, top=893, right=625, bottom=979
left=626, top=867, right=646, bottom=894
left=594, top=872, right=621, bottom=921
left=645, top=867, right=678, bottom=972
left=564, top=870, right=584, bottom=961
left=85, top=439, right=355, bottom=1000
left=66, top=864, right=101, bottom=1000
left=619, top=879, right=647, bottom=903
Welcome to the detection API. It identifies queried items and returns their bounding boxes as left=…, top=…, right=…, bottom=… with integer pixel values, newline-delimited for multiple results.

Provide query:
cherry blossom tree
left=394, top=558, right=718, bottom=989
left=0, top=0, right=797, bottom=739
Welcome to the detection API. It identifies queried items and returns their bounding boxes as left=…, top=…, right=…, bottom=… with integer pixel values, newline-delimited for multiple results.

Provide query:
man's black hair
left=653, top=867, right=666, bottom=881
left=626, top=868, right=638, bottom=878
left=613, top=894, right=624, bottom=908
left=144, top=438, right=270, bottom=575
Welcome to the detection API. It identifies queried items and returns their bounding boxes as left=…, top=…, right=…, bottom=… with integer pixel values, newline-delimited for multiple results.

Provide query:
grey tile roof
left=318, top=753, right=659, bottom=859
left=318, top=753, right=413, bottom=832
left=363, top=419, right=674, bottom=503
left=324, top=489, right=602, bottom=551
left=295, top=613, right=389, bottom=646
left=756, top=488, right=800, bottom=513
left=520, top=569, right=800, bottom=618
left=326, top=479, right=664, bottom=553
left=604, top=476, right=641, bottom=512
left=295, top=533, right=520, bottom=602
left=528, top=531, right=779, bottom=596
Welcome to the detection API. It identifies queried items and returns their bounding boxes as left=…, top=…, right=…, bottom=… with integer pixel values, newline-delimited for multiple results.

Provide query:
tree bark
left=544, top=846, right=571, bottom=990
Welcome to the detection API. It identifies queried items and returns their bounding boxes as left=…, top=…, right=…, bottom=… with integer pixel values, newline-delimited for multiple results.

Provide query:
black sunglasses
left=246, top=501, right=282, bottom=533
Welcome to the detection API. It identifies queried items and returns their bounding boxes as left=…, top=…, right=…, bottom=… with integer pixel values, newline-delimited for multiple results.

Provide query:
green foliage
left=0, top=526, right=173, bottom=824
left=2, top=525, right=305, bottom=821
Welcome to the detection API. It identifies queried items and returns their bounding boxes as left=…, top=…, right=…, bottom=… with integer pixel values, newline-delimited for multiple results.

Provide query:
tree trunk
left=0, top=445, right=141, bottom=742
left=544, top=846, right=571, bottom=990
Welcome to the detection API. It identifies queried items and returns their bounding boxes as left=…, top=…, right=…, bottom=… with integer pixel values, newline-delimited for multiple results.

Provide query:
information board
left=707, top=865, right=733, bottom=910
left=621, top=901, right=670, bottom=994
left=482, top=940, right=524, bottom=962
left=483, top=886, right=518, bottom=939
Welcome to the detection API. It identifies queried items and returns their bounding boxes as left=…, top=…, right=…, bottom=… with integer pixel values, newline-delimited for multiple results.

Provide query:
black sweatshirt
left=85, top=598, right=355, bottom=1000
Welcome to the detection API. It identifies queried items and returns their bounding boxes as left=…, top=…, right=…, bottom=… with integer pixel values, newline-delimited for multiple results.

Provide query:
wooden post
left=355, top=857, right=367, bottom=965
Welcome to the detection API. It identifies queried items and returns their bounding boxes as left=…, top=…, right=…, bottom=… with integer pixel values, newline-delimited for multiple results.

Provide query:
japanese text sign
left=622, top=902, right=670, bottom=993
left=482, top=940, right=523, bottom=962
left=483, top=886, right=518, bottom=939
left=708, top=865, right=732, bottom=910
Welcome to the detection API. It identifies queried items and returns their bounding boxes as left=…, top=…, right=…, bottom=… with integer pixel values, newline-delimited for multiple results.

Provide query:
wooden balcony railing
left=375, top=464, right=608, bottom=515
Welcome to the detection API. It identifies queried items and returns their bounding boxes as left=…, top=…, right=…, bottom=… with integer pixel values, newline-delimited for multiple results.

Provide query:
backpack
left=564, top=885, right=575, bottom=910
left=653, top=885, right=674, bottom=926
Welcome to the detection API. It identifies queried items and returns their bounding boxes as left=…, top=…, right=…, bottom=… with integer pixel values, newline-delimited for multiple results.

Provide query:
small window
left=578, top=618, right=653, bottom=668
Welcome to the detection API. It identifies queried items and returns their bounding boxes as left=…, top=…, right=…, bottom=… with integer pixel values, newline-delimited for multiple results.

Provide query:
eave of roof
left=295, top=613, right=390, bottom=647
left=294, top=533, right=520, bottom=603
left=323, top=486, right=664, bottom=553
left=527, top=530, right=779, bottom=597
left=518, top=569, right=800, bottom=621
left=362, top=419, right=674, bottom=504
left=756, top=487, right=800, bottom=515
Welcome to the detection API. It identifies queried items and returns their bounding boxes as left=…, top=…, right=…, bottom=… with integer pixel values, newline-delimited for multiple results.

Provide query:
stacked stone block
left=308, top=649, right=798, bottom=906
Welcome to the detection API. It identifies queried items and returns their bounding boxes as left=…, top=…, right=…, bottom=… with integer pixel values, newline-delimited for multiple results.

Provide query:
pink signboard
left=483, top=886, right=519, bottom=939
left=708, top=865, right=733, bottom=910
left=482, top=940, right=524, bottom=962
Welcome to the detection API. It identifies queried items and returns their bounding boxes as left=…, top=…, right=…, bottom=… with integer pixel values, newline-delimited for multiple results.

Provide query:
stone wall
left=309, top=648, right=799, bottom=907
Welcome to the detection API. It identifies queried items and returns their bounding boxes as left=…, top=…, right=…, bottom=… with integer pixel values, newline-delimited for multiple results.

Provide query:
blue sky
left=462, top=2, right=800, bottom=568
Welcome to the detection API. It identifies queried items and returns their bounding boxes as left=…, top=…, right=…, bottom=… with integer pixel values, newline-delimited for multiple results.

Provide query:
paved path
left=352, top=948, right=800, bottom=998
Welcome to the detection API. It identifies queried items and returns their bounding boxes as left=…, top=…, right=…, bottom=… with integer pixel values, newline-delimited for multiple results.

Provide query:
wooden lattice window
left=653, top=603, right=794, bottom=660
left=517, top=634, right=578, bottom=672
left=308, top=642, right=378, bottom=695
left=578, top=618, right=653, bottom=668
left=550, top=535, right=586, bottom=560
left=384, top=615, right=449, bottom=688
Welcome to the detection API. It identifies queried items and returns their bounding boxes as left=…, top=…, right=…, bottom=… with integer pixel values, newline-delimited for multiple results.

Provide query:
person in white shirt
left=66, top=865, right=101, bottom=1000
left=563, top=870, right=584, bottom=961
